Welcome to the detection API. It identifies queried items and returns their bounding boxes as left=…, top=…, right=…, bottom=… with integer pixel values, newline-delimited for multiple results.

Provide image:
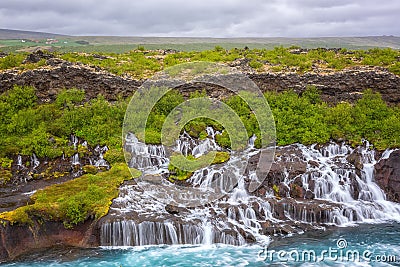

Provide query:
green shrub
left=55, top=88, right=85, bottom=109
left=0, top=53, right=25, bottom=69
left=103, top=148, right=125, bottom=165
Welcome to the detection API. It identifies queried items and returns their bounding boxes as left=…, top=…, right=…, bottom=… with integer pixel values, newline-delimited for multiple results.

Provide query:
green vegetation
left=58, top=47, right=400, bottom=77
left=0, top=163, right=140, bottom=227
left=265, top=87, right=400, bottom=149
left=2, top=46, right=400, bottom=78
left=0, top=157, right=13, bottom=185
left=59, top=51, right=161, bottom=78
left=168, top=152, right=230, bottom=181
left=0, top=85, right=127, bottom=159
left=0, top=52, right=48, bottom=71
left=1, top=84, right=399, bottom=162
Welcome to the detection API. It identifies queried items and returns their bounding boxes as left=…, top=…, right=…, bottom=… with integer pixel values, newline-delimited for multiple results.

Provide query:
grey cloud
left=0, top=0, right=398, bottom=37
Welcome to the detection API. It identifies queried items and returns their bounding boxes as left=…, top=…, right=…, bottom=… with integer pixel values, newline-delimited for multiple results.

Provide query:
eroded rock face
left=249, top=67, right=400, bottom=104
left=253, top=145, right=310, bottom=199
left=0, top=219, right=98, bottom=262
left=375, top=150, right=400, bottom=202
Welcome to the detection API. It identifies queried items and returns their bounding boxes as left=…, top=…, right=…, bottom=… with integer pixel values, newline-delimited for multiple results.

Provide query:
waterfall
left=71, top=153, right=80, bottom=165
left=175, top=128, right=220, bottom=158
left=125, top=133, right=168, bottom=171
left=101, top=134, right=400, bottom=248
left=17, top=155, right=23, bottom=168
left=100, top=220, right=244, bottom=247
left=299, top=142, right=400, bottom=224
left=94, top=145, right=110, bottom=168
left=31, top=153, right=40, bottom=169
left=248, top=134, right=257, bottom=148
left=202, top=221, right=213, bottom=245
left=70, top=134, right=79, bottom=149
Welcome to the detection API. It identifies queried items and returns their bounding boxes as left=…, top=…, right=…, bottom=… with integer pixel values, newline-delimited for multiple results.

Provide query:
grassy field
left=1, top=29, right=400, bottom=53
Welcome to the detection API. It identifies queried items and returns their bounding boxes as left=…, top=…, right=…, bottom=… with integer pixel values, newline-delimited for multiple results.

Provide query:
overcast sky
left=0, top=0, right=399, bottom=37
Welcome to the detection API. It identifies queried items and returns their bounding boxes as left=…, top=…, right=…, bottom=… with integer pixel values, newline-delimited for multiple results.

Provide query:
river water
left=5, top=222, right=400, bottom=266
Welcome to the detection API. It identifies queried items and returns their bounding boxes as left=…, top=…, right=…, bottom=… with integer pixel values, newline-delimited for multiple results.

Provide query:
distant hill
left=0, top=29, right=67, bottom=40
left=73, top=35, right=400, bottom=49
left=0, top=29, right=399, bottom=51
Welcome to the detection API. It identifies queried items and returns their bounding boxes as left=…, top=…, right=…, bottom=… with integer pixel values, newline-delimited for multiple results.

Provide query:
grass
left=0, top=163, right=141, bottom=228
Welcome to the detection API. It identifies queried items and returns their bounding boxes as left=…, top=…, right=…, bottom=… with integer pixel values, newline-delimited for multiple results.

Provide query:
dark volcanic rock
left=347, top=148, right=364, bottom=171
left=375, top=150, right=400, bottom=202
left=1, top=56, right=399, bottom=105
left=165, top=204, right=188, bottom=214
left=0, top=62, right=141, bottom=103
left=23, top=50, right=53, bottom=64
left=249, top=67, right=400, bottom=104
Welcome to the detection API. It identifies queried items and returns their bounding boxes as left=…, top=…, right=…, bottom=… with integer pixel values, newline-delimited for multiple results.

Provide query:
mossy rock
left=77, top=145, right=89, bottom=157
left=0, top=169, right=12, bottom=186
left=63, top=146, right=77, bottom=157
left=83, top=165, right=98, bottom=174
left=0, top=163, right=141, bottom=227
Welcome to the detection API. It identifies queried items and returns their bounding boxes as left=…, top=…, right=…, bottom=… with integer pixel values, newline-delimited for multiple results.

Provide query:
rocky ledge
left=0, top=55, right=399, bottom=104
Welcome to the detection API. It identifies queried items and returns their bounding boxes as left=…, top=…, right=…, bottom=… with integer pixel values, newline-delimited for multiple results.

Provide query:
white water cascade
left=31, top=153, right=40, bottom=169
left=100, top=133, right=400, bottom=247
left=94, top=145, right=110, bottom=168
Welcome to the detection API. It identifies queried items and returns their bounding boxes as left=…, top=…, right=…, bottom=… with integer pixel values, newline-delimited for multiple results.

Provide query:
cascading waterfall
left=71, top=153, right=80, bottom=165
left=300, top=142, right=400, bottom=224
left=16, top=155, right=23, bottom=168
left=71, top=134, right=79, bottom=149
left=125, top=133, right=168, bottom=171
left=94, top=145, right=110, bottom=168
left=101, top=132, right=400, bottom=247
left=31, top=153, right=40, bottom=169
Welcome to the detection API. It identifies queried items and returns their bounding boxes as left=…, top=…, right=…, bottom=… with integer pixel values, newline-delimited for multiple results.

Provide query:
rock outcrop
left=0, top=59, right=141, bottom=103
left=0, top=219, right=99, bottom=261
left=249, top=67, right=400, bottom=104
left=375, top=150, right=400, bottom=202
left=1, top=57, right=399, bottom=104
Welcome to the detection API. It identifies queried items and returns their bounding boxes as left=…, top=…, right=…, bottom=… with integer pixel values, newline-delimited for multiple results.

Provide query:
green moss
left=0, top=169, right=12, bottom=186
left=0, top=157, right=13, bottom=169
left=211, top=151, right=231, bottom=164
left=103, top=148, right=125, bottom=165
left=82, top=165, right=98, bottom=174
left=0, top=163, right=141, bottom=227
left=273, top=184, right=279, bottom=196
left=168, top=151, right=230, bottom=181
left=77, top=144, right=89, bottom=157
